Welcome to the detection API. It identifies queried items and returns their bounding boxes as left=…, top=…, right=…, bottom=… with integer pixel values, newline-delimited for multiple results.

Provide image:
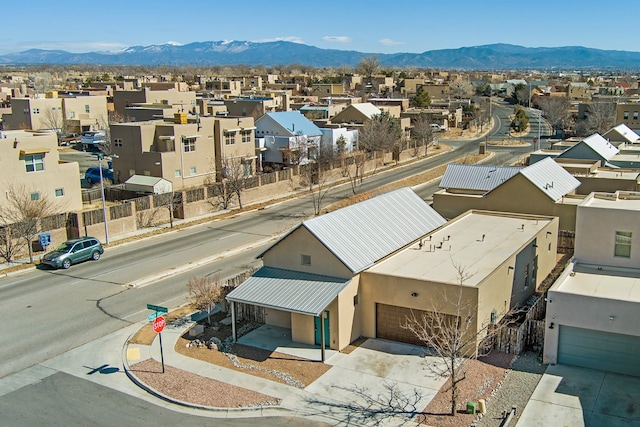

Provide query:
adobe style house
left=112, top=87, right=196, bottom=118
left=0, top=129, right=82, bottom=212
left=433, top=157, right=582, bottom=230
left=544, top=191, right=640, bottom=377
left=227, top=188, right=558, bottom=357
left=110, top=114, right=255, bottom=189
left=616, top=103, right=640, bottom=131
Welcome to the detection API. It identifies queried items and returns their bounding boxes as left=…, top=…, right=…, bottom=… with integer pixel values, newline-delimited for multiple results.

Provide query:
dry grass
left=128, top=305, right=196, bottom=345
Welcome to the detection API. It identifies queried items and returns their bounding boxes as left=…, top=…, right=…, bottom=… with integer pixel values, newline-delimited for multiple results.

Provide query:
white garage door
left=558, top=326, right=640, bottom=377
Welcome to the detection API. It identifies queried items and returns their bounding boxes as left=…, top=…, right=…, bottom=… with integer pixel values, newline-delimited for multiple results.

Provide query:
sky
left=1, top=0, right=638, bottom=55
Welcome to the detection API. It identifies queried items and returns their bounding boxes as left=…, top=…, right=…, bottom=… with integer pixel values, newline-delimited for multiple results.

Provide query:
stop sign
left=533, top=137, right=538, bottom=143
left=152, top=316, right=166, bottom=333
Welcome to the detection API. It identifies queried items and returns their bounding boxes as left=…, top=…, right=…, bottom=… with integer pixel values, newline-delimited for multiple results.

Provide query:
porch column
left=320, top=310, right=325, bottom=362
left=231, top=301, right=237, bottom=343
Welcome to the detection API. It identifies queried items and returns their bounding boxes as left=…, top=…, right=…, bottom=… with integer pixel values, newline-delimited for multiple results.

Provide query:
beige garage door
left=376, top=303, right=427, bottom=346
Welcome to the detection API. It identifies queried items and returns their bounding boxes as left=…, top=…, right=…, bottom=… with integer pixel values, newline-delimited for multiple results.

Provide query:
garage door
left=376, top=303, right=426, bottom=346
left=558, top=326, right=640, bottom=377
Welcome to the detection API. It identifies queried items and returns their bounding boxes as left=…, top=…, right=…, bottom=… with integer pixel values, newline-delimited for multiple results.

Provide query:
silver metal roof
left=520, top=157, right=581, bottom=202
left=439, top=164, right=521, bottom=192
left=302, top=187, right=446, bottom=273
left=225, top=267, right=350, bottom=316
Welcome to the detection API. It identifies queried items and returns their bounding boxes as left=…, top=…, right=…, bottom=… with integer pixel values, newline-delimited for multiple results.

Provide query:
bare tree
left=0, top=184, right=59, bottom=263
left=576, top=100, right=616, bottom=136
left=538, top=97, right=571, bottom=137
left=355, top=55, right=380, bottom=78
left=41, top=105, right=65, bottom=133
left=449, top=81, right=474, bottom=99
left=186, top=275, right=223, bottom=324
left=220, top=156, right=249, bottom=210
left=403, top=261, right=501, bottom=417
left=302, top=142, right=332, bottom=215
left=411, top=115, right=434, bottom=157
left=154, top=191, right=182, bottom=229
left=344, top=151, right=367, bottom=195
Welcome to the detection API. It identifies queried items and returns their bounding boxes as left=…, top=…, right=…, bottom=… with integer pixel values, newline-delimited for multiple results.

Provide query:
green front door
left=314, top=311, right=330, bottom=346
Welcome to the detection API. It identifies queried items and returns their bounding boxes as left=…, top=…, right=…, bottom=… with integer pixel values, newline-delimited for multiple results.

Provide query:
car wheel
left=86, top=176, right=93, bottom=184
left=62, top=259, right=71, bottom=269
left=91, top=251, right=101, bottom=261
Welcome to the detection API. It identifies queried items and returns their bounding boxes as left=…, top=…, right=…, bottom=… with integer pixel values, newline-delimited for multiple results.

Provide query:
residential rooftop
left=580, top=191, right=640, bottom=210
left=367, top=210, right=555, bottom=287
left=552, top=263, right=640, bottom=303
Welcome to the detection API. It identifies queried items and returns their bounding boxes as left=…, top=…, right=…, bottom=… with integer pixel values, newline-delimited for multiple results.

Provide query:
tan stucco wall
left=264, top=308, right=291, bottom=328
left=336, top=277, right=361, bottom=349
left=291, top=312, right=314, bottom=345
left=262, top=226, right=353, bottom=279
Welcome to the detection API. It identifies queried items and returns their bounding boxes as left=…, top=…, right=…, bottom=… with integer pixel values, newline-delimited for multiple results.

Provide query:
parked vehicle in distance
left=430, top=124, right=447, bottom=132
left=41, top=237, right=104, bottom=269
left=80, top=131, right=106, bottom=151
left=57, top=133, right=80, bottom=146
left=85, top=167, right=114, bottom=184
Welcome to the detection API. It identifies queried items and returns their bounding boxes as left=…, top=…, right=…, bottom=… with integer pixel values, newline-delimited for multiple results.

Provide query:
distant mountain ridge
left=1, top=41, right=639, bottom=70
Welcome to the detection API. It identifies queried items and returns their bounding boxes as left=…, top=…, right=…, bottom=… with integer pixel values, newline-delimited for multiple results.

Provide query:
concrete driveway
left=517, top=364, right=640, bottom=427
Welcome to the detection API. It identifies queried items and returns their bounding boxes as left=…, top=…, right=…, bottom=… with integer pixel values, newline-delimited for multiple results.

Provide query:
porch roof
left=226, top=266, right=351, bottom=316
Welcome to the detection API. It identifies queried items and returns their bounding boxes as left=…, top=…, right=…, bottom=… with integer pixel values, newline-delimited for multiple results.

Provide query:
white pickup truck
left=80, top=131, right=106, bottom=150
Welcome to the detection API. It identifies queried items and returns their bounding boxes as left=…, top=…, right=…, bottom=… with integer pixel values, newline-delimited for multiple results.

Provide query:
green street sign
left=148, top=312, right=163, bottom=322
left=146, top=304, right=168, bottom=314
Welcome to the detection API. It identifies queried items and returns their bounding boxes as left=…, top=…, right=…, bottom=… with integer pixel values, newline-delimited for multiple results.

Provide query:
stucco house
left=433, top=157, right=583, bottom=230
left=255, top=111, right=322, bottom=166
left=544, top=191, right=640, bottom=377
left=227, top=188, right=559, bottom=357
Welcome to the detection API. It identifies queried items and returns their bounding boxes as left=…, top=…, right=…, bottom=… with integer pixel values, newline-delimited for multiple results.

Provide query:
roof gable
left=561, top=133, right=619, bottom=161
left=519, top=157, right=581, bottom=201
left=332, top=102, right=381, bottom=123
left=603, top=124, right=639, bottom=144
left=257, top=111, right=322, bottom=137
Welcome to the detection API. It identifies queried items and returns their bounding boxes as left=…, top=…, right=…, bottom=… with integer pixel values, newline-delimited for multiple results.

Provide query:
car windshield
left=54, top=242, right=74, bottom=252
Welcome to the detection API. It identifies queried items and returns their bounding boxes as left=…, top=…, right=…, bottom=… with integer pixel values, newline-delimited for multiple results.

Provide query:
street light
left=97, top=153, right=118, bottom=245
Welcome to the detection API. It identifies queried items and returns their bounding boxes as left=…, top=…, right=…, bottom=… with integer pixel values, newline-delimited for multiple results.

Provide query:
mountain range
left=1, top=41, right=639, bottom=70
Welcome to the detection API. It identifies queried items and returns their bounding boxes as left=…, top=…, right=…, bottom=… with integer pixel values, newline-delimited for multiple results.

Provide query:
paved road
left=0, top=105, right=545, bottom=424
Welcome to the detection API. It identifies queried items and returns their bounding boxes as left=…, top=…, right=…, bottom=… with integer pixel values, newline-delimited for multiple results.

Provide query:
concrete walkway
left=517, top=364, right=640, bottom=427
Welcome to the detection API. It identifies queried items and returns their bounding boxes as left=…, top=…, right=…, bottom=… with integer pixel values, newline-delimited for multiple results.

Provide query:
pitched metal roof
left=300, top=188, right=446, bottom=273
left=125, top=175, right=168, bottom=186
left=439, top=164, right=521, bottom=193
left=561, top=133, right=619, bottom=161
left=225, top=267, right=350, bottom=316
left=349, top=102, right=382, bottom=119
left=519, top=157, right=581, bottom=201
left=603, top=124, right=639, bottom=144
left=260, top=111, right=322, bottom=136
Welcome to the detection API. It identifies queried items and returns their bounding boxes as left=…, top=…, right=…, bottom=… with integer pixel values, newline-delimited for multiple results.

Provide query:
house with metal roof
left=329, top=102, right=382, bottom=126
left=439, top=164, right=521, bottom=195
left=433, top=157, right=584, bottom=230
left=602, top=123, right=640, bottom=146
left=226, top=188, right=446, bottom=357
left=544, top=191, right=640, bottom=377
left=255, top=111, right=322, bottom=166
left=557, top=133, right=619, bottom=166
left=226, top=188, right=559, bottom=358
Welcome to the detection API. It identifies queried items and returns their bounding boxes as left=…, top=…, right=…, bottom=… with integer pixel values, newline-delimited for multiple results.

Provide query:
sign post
left=147, top=304, right=168, bottom=373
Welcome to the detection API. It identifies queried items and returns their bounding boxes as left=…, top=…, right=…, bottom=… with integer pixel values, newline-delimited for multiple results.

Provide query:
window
left=85, top=105, right=90, bottom=114
left=183, top=137, right=196, bottom=152
left=634, top=112, right=639, bottom=120
left=614, top=231, right=632, bottom=258
left=624, top=111, right=629, bottom=119
left=301, top=254, right=311, bottom=266
left=353, top=295, right=359, bottom=306
left=55, top=188, right=64, bottom=197
left=114, top=138, right=123, bottom=147
left=33, top=108, right=40, bottom=114
left=25, top=153, right=44, bottom=172
left=69, top=111, right=75, bottom=119
left=225, top=132, right=236, bottom=145
left=190, top=166, right=197, bottom=175
left=30, top=192, right=40, bottom=201
left=174, top=169, right=181, bottom=177
left=241, top=131, right=251, bottom=143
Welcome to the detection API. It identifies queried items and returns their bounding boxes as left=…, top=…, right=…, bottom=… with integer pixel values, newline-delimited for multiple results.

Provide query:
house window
left=301, top=254, right=311, bottom=266
left=353, top=295, right=359, bottom=306
left=114, top=138, right=123, bottom=147
left=69, top=111, right=75, bottom=118
left=25, top=154, right=44, bottom=172
left=190, top=167, right=196, bottom=175
left=624, top=111, right=629, bottom=119
left=55, top=188, right=64, bottom=197
left=33, top=108, right=40, bottom=114
left=183, top=137, right=196, bottom=152
left=85, top=105, right=90, bottom=114
left=241, top=131, right=251, bottom=143
left=30, top=192, right=40, bottom=201
left=175, top=169, right=181, bottom=177
left=225, top=132, right=236, bottom=145
left=634, top=112, right=639, bottom=120
left=614, top=231, right=632, bottom=258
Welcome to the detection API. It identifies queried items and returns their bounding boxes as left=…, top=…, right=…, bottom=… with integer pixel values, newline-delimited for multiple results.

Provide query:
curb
left=121, top=322, right=294, bottom=417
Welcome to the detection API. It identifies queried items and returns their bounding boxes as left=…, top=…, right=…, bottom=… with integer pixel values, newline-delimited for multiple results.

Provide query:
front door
left=314, top=311, right=330, bottom=346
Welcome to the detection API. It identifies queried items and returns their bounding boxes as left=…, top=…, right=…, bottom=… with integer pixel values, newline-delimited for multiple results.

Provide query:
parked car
left=41, top=237, right=104, bottom=269
left=80, top=131, right=106, bottom=151
left=57, top=133, right=80, bottom=146
left=430, top=124, right=447, bottom=132
left=85, top=167, right=114, bottom=184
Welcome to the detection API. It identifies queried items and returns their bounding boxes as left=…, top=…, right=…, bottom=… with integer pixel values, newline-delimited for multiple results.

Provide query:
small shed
left=124, top=175, right=172, bottom=194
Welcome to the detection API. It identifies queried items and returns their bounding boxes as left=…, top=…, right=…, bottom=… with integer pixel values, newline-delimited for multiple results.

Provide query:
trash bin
left=466, top=401, right=476, bottom=414
left=478, top=399, right=486, bottom=414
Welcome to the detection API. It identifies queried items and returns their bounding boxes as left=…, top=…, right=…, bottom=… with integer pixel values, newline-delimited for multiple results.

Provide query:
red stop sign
left=152, top=316, right=165, bottom=333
